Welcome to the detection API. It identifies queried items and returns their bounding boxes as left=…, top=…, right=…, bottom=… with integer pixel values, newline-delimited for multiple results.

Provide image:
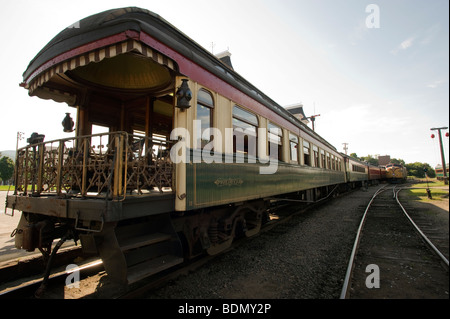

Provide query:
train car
left=368, top=164, right=382, bottom=185
left=7, top=7, right=368, bottom=286
left=385, top=163, right=407, bottom=183
left=380, top=166, right=387, bottom=181
left=342, top=154, right=369, bottom=188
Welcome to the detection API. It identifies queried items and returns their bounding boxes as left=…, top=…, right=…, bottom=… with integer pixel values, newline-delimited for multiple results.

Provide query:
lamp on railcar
left=175, top=79, right=192, bottom=110
left=62, top=113, right=75, bottom=132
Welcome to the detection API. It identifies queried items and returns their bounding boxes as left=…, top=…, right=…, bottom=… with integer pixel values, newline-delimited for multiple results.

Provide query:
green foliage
left=354, top=155, right=435, bottom=179
left=354, top=154, right=407, bottom=167
left=405, top=162, right=435, bottom=178
left=0, top=156, right=14, bottom=182
left=390, top=158, right=406, bottom=166
left=360, top=154, right=379, bottom=166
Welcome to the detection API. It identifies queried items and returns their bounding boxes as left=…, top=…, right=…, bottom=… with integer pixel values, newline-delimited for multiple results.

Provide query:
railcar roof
left=22, top=6, right=337, bottom=152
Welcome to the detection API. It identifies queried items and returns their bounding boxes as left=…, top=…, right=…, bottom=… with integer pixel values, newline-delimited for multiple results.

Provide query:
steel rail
left=340, top=185, right=388, bottom=299
left=0, top=259, right=103, bottom=298
left=394, top=188, right=449, bottom=267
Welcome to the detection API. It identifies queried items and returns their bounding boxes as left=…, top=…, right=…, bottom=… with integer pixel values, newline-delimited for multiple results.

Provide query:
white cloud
left=426, top=80, right=443, bottom=88
left=400, top=37, right=415, bottom=49
left=391, top=37, right=415, bottom=54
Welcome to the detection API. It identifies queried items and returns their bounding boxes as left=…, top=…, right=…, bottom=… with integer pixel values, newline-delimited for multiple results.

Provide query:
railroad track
left=341, top=185, right=449, bottom=299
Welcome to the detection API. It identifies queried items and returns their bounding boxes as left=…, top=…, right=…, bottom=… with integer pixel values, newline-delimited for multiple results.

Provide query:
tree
left=405, top=162, right=435, bottom=178
left=360, top=154, right=379, bottom=166
left=390, top=158, right=406, bottom=166
left=0, top=156, right=14, bottom=183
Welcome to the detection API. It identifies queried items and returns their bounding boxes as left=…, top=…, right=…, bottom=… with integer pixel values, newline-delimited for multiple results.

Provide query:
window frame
left=196, top=88, right=214, bottom=149
left=289, top=132, right=299, bottom=163
left=232, top=105, right=258, bottom=157
left=268, top=122, right=283, bottom=161
left=313, top=145, right=319, bottom=167
left=303, top=140, right=311, bottom=166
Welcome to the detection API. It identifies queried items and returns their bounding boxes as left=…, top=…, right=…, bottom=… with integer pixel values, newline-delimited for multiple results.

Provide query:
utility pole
left=16, top=131, right=24, bottom=152
left=13, top=132, right=24, bottom=189
left=431, top=126, right=448, bottom=185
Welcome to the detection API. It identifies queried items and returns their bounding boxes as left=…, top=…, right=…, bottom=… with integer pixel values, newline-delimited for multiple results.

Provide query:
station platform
left=0, top=191, right=33, bottom=264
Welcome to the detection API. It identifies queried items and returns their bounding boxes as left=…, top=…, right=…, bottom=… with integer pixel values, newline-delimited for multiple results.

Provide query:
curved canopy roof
left=23, top=7, right=171, bottom=82
left=21, top=7, right=179, bottom=104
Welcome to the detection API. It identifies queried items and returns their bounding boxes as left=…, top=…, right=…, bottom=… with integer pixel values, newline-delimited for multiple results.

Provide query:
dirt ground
left=0, top=192, right=30, bottom=263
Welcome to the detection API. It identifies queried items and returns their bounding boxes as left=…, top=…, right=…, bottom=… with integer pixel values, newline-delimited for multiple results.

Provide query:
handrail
left=13, top=132, right=174, bottom=200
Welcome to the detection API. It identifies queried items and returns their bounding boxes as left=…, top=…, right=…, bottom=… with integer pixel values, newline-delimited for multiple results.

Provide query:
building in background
left=378, top=155, right=391, bottom=166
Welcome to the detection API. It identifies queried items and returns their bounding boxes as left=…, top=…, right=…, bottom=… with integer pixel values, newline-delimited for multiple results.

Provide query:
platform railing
left=14, top=132, right=174, bottom=199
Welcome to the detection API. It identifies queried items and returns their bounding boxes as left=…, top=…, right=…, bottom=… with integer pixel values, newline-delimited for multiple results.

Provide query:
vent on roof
left=215, top=50, right=233, bottom=70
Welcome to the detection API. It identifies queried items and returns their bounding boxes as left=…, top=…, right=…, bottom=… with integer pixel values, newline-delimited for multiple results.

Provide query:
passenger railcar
left=342, top=154, right=368, bottom=187
left=368, top=164, right=383, bottom=185
left=380, top=166, right=387, bottom=180
left=5, top=7, right=383, bottom=285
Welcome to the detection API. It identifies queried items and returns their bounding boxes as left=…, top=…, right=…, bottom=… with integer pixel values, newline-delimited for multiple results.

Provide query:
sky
left=0, top=0, right=448, bottom=167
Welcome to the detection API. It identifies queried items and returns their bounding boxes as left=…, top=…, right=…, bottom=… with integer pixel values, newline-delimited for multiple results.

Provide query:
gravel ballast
left=145, top=187, right=380, bottom=299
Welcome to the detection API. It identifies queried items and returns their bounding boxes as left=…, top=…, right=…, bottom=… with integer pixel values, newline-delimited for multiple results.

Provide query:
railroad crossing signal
left=305, top=114, right=321, bottom=131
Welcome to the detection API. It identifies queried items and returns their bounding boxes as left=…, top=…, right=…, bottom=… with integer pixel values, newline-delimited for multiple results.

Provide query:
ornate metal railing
left=14, top=132, right=174, bottom=199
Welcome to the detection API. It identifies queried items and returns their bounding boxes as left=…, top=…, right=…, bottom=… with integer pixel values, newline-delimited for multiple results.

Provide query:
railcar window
left=233, top=105, right=258, bottom=126
left=289, top=133, right=298, bottom=162
left=327, top=153, right=331, bottom=169
left=197, top=89, right=214, bottom=149
left=332, top=155, right=336, bottom=170
left=303, top=140, right=311, bottom=166
left=321, top=150, right=326, bottom=168
left=232, top=105, right=258, bottom=157
left=352, top=164, right=366, bottom=173
left=313, top=145, right=319, bottom=167
left=268, top=122, right=283, bottom=161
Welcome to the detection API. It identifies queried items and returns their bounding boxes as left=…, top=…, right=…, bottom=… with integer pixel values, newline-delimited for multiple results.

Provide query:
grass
left=402, top=178, right=449, bottom=202
left=403, top=188, right=448, bottom=200
left=411, top=178, right=448, bottom=188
